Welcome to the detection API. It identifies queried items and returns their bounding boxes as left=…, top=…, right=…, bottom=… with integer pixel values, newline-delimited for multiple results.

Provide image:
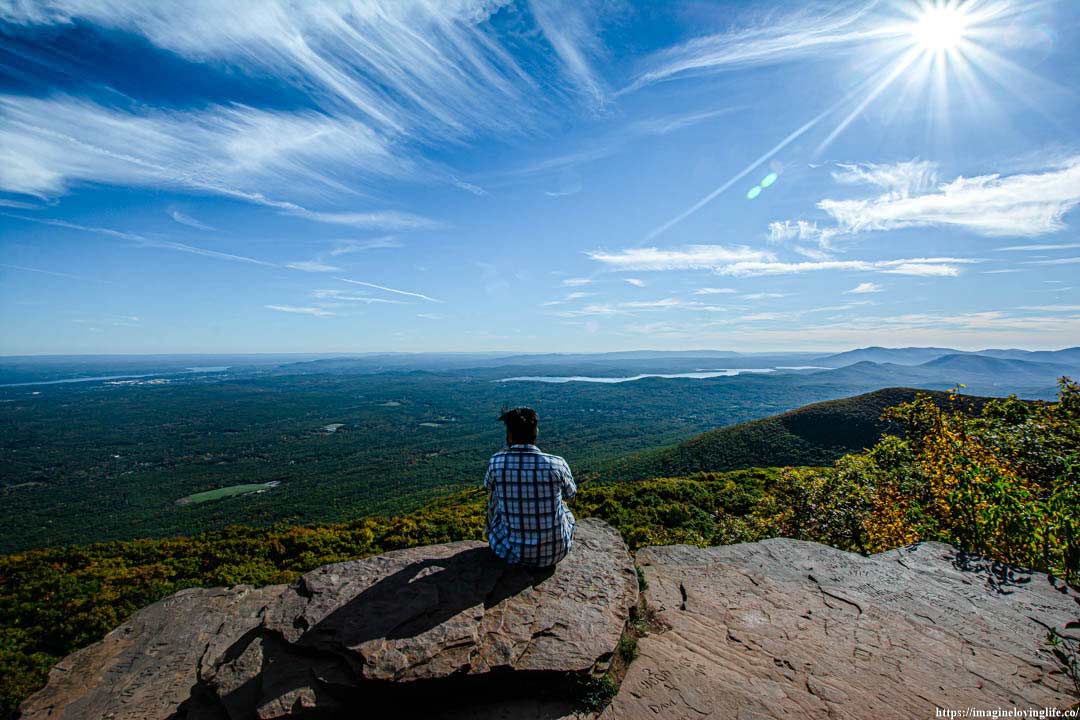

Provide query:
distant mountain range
left=592, top=387, right=998, bottom=483
left=810, top=352, right=1080, bottom=393
left=4, top=347, right=1077, bottom=389
left=814, top=346, right=1080, bottom=367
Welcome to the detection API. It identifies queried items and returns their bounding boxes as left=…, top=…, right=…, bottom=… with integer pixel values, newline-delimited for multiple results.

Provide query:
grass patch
left=176, top=483, right=276, bottom=505
left=572, top=674, right=618, bottom=713
left=617, top=635, right=638, bottom=664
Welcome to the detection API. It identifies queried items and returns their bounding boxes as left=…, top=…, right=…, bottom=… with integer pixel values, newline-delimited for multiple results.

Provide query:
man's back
left=484, top=443, right=577, bottom=567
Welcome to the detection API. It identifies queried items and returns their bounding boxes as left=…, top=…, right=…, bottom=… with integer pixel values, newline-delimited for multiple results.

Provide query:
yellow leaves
left=860, top=382, right=1078, bottom=581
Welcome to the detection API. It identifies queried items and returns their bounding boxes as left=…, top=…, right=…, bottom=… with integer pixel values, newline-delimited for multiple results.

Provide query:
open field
left=176, top=482, right=278, bottom=505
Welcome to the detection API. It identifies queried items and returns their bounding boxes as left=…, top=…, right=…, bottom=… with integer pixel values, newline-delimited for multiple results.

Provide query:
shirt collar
left=508, top=443, right=540, bottom=451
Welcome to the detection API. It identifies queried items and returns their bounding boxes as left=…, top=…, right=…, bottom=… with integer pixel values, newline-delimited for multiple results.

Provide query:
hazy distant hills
left=4, top=346, right=1076, bottom=390
left=815, top=346, right=1080, bottom=368
left=811, top=352, right=1080, bottom=393
left=815, top=347, right=959, bottom=366
left=593, top=387, right=995, bottom=483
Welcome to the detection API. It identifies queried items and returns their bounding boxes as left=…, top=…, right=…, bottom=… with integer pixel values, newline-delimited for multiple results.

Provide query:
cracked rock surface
left=19, top=518, right=637, bottom=719
left=604, top=539, right=1078, bottom=720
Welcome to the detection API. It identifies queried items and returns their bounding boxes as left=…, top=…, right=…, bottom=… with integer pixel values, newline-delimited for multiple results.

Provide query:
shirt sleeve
left=483, top=457, right=496, bottom=492
left=558, top=459, right=577, bottom=499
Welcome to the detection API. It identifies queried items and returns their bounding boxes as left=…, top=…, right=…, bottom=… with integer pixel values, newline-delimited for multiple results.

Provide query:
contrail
left=643, top=108, right=834, bottom=242
left=336, top=277, right=444, bottom=303
left=642, top=56, right=904, bottom=243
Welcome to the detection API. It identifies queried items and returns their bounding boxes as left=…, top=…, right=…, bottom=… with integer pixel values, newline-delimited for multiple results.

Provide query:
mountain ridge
left=591, top=387, right=995, bottom=483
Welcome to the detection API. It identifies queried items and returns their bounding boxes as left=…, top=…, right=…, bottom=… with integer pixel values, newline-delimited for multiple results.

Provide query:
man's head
left=499, top=406, right=538, bottom=445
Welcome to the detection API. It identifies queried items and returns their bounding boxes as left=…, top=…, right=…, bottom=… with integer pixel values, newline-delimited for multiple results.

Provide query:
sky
left=1, top=0, right=1079, bottom=355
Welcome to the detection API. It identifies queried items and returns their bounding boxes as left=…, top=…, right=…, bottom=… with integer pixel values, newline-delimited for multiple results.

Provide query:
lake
left=498, top=369, right=777, bottom=384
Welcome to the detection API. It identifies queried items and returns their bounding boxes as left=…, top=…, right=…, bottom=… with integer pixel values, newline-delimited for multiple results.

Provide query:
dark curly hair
left=498, top=406, right=538, bottom=444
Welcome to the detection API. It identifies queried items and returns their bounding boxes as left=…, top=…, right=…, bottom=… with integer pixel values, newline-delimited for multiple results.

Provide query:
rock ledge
left=604, top=539, right=1078, bottom=719
left=19, top=518, right=637, bottom=719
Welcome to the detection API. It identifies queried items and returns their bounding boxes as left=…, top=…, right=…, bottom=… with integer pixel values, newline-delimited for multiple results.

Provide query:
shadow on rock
left=301, top=547, right=553, bottom=647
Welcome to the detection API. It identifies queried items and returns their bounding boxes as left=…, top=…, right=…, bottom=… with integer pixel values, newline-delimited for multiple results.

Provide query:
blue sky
left=1, top=0, right=1079, bottom=354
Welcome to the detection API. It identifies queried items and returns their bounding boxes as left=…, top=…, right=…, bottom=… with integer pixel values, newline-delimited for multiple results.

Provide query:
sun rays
left=645, top=0, right=1059, bottom=240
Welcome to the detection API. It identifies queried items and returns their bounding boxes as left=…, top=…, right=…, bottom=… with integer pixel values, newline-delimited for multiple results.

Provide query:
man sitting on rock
left=484, top=407, right=577, bottom=567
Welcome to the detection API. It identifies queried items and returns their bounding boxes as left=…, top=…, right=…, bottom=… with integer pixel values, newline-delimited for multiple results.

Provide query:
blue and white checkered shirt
left=484, top=444, right=577, bottom=567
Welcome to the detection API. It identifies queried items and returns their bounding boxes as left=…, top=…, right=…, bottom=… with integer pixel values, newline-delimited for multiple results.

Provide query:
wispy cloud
left=625, top=3, right=894, bottom=93
left=1, top=1, right=542, bottom=140
left=328, top=237, right=402, bottom=256
left=714, top=258, right=976, bottom=277
left=72, top=314, right=140, bottom=328
left=266, top=305, right=335, bottom=317
left=5, top=214, right=278, bottom=266
left=451, top=178, right=488, bottom=196
left=1017, top=305, right=1080, bottom=312
left=817, top=156, right=1080, bottom=238
left=286, top=209, right=439, bottom=231
left=693, top=287, right=737, bottom=295
left=682, top=311, right=1080, bottom=350
left=140, top=238, right=277, bottom=267
left=995, top=242, right=1080, bottom=251
left=310, top=289, right=406, bottom=305
left=768, top=220, right=835, bottom=246
left=541, top=291, right=593, bottom=306
left=587, top=245, right=771, bottom=271
left=742, top=292, right=788, bottom=300
left=562, top=277, right=593, bottom=286
left=528, top=0, right=607, bottom=107
left=287, top=260, right=342, bottom=273
left=552, top=296, right=738, bottom=318
left=832, top=160, right=938, bottom=195
left=1024, top=257, right=1080, bottom=265
left=337, top=277, right=443, bottom=303
left=587, top=243, right=974, bottom=278
left=0, top=95, right=437, bottom=229
left=545, top=184, right=583, bottom=198
left=168, top=209, right=215, bottom=231
left=624, top=278, right=645, bottom=287
left=845, top=281, right=883, bottom=294
left=0, top=198, right=44, bottom=209
left=0, top=262, right=92, bottom=282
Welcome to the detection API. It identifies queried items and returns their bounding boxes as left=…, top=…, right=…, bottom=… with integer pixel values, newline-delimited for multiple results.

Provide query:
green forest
left=1, top=368, right=937, bottom=552
left=3, top=379, right=1078, bottom=717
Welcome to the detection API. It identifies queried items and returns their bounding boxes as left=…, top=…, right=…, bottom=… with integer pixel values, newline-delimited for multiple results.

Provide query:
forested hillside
left=591, top=387, right=994, bottom=482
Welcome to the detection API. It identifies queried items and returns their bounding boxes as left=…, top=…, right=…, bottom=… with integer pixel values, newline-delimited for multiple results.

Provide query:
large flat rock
left=206, top=518, right=638, bottom=717
left=605, top=539, right=1078, bottom=719
left=19, top=584, right=284, bottom=720
left=18, top=518, right=637, bottom=720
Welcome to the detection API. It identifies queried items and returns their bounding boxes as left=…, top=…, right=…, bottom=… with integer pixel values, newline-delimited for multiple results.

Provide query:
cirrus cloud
left=820, top=156, right=1080, bottom=238
left=586, top=244, right=771, bottom=271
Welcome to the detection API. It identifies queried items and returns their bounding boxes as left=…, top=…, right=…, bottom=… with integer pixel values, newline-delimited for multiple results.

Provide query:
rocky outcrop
left=19, top=530, right=1079, bottom=719
left=19, top=518, right=637, bottom=719
left=605, top=539, right=1078, bottom=719
left=18, top=584, right=285, bottom=720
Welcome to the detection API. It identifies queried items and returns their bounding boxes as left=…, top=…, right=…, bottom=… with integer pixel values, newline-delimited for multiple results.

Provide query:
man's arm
left=483, top=457, right=496, bottom=492
left=558, top=458, right=577, bottom=499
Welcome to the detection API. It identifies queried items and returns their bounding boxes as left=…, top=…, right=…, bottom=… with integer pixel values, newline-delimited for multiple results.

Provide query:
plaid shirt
left=484, top=444, right=577, bottom=567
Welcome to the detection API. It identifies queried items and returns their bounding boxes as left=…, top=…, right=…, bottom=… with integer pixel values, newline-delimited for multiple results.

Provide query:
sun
left=911, top=4, right=970, bottom=52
